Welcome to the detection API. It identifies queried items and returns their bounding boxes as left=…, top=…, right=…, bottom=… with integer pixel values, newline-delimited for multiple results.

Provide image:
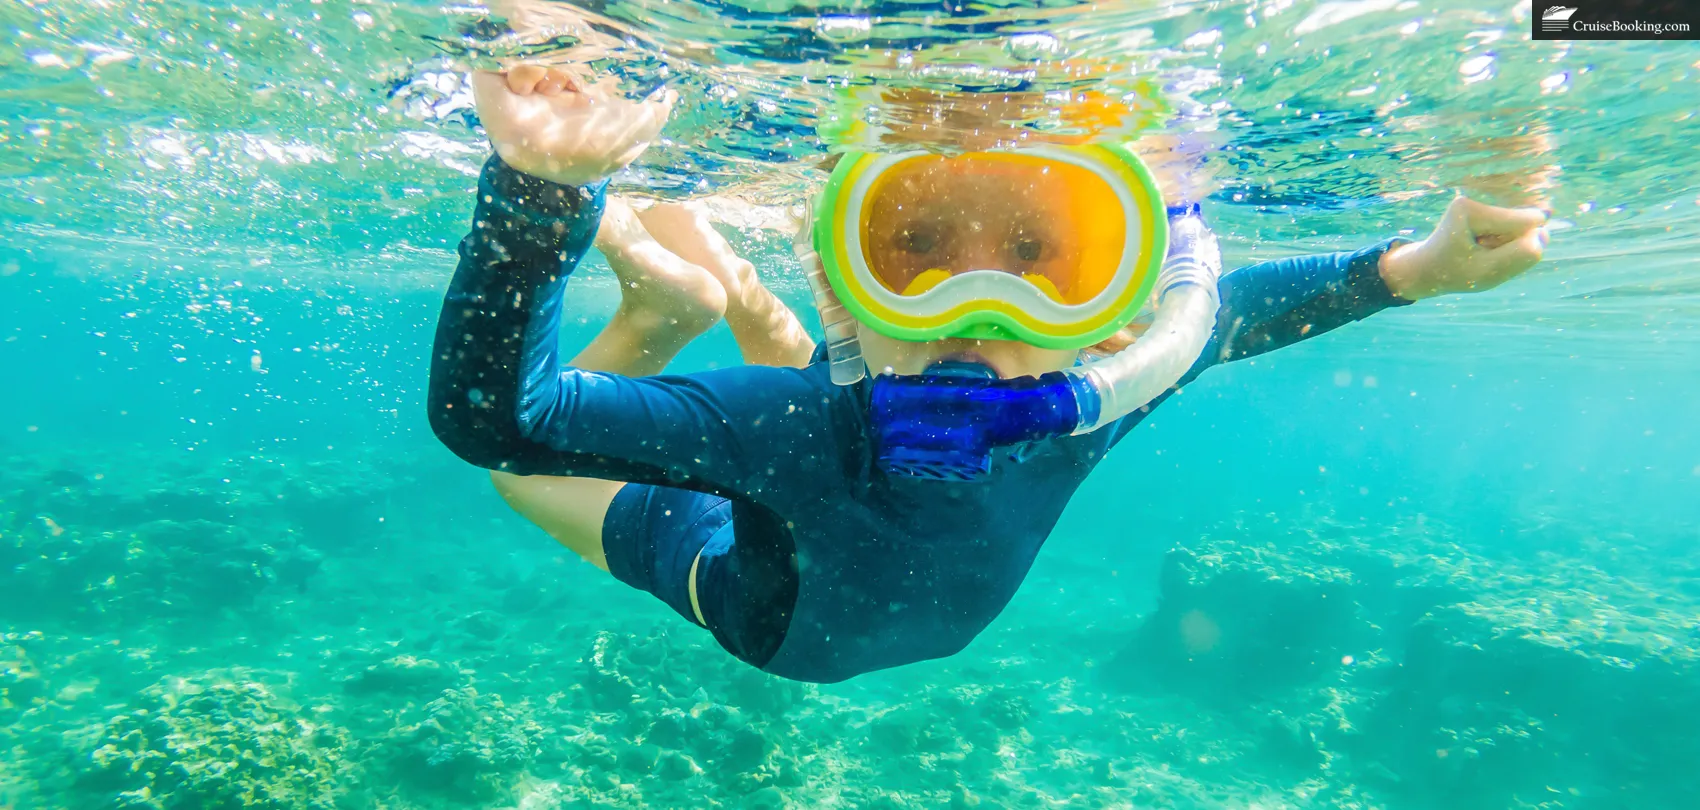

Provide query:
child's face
left=863, top=156, right=1088, bottom=300
left=854, top=154, right=1092, bottom=380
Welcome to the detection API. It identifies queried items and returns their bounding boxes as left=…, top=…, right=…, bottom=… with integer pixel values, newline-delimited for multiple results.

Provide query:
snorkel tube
left=795, top=206, right=867, bottom=386
left=862, top=206, right=1222, bottom=480
left=1064, top=204, right=1222, bottom=433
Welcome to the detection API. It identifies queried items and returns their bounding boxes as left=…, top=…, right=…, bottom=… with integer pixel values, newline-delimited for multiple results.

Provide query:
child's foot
left=594, top=197, right=727, bottom=341
left=637, top=201, right=817, bottom=368
left=635, top=202, right=758, bottom=310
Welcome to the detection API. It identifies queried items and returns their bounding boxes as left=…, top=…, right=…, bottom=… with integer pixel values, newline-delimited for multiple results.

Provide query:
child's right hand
left=472, top=65, right=677, bottom=187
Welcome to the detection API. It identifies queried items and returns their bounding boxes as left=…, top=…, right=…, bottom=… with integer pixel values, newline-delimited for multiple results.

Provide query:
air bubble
left=1182, top=28, right=1221, bottom=49
left=1459, top=54, right=1496, bottom=84
left=814, top=16, right=872, bottom=44
left=1004, top=33, right=1059, bottom=61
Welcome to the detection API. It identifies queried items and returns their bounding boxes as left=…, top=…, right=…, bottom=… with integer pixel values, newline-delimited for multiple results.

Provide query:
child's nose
left=957, top=227, right=1010, bottom=271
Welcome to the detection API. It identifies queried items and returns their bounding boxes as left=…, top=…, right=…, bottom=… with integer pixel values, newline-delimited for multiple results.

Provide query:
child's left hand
left=472, top=66, right=676, bottom=188
left=1379, top=195, right=1550, bottom=300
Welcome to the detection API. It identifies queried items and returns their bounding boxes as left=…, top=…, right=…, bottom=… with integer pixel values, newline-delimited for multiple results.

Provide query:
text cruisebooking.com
left=1534, top=2, right=1700, bottom=40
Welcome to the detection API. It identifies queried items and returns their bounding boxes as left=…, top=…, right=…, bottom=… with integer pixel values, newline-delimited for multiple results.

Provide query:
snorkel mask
left=795, top=145, right=1224, bottom=481
left=815, top=144, right=1167, bottom=349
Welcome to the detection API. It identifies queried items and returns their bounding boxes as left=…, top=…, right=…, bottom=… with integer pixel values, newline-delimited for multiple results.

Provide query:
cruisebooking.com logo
left=1534, top=1, right=1699, bottom=40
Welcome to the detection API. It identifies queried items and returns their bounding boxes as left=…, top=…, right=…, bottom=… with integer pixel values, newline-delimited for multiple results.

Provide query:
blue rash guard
left=429, top=155, right=1412, bottom=684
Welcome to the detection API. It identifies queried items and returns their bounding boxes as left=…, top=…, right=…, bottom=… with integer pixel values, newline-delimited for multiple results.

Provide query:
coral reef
left=555, top=628, right=812, bottom=806
left=1116, top=525, right=1700, bottom=809
left=370, top=686, right=544, bottom=806
left=0, top=517, right=321, bottom=625
left=1357, top=560, right=1700, bottom=808
left=1119, top=543, right=1375, bottom=698
left=343, top=655, right=462, bottom=699
left=0, top=447, right=408, bottom=543
left=78, top=672, right=355, bottom=810
left=0, top=636, right=46, bottom=724
left=5, top=451, right=1697, bottom=810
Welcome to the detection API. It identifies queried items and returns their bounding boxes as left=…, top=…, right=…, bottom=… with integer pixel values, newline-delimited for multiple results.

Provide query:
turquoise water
left=4, top=0, right=1700, bottom=808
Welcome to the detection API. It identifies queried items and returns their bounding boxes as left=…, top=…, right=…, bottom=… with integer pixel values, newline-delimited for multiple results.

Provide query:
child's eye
left=897, top=227, right=938, bottom=254
left=1014, top=238, right=1043, bottom=262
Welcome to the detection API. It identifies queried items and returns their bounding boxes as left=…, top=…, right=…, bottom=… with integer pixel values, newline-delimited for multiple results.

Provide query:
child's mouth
left=934, top=350, right=1003, bottom=377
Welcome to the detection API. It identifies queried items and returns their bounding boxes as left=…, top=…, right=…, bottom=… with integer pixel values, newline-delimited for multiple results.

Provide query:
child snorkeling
left=428, top=65, right=1549, bottom=683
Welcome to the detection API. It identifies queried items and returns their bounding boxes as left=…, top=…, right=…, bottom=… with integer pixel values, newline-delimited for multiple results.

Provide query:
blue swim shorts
left=601, top=483, right=796, bottom=668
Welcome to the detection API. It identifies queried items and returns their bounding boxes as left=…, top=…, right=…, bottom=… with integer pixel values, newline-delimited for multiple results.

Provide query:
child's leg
left=637, top=203, right=818, bottom=368
left=490, top=196, right=728, bottom=570
left=490, top=197, right=798, bottom=665
left=570, top=197, right=728, bottom=376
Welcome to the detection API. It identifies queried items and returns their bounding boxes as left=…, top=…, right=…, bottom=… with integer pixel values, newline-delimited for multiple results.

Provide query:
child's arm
left=1203, top=237, right=1412, bottom=365
left=428, top=155, right=837, bottom=493
left=1102, top=196, right=1546, bottom=446
left=426, top=73, right=839, bottom=500
left=1207, top=194, right=1548, bottom=364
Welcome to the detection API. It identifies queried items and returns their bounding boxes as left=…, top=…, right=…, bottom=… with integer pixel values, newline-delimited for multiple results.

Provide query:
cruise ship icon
left=1542, top=6, right=1579, bottom=21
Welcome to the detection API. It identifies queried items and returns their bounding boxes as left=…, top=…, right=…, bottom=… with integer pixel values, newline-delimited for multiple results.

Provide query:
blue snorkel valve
left=870, top=362, right=1095, bottom=481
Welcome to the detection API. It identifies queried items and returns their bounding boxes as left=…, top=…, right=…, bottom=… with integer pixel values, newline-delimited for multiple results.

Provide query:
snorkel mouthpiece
left=870, top=363, right=1091, bottom=481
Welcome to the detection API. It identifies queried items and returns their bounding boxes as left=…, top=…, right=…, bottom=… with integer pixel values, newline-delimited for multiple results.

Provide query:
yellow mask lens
left=1021, top=273, right=1066, bottom=303
left=860, top=152, right=1129, bottom=305
left=900, top=268, right=954, bottom=296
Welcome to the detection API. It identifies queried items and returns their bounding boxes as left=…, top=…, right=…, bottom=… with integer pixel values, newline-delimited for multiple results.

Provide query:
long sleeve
left=1203, top=238, right=1413, bottom=365
left=426, top=156, right=843, bottom=500
left=1106, top=238, right=1412, bottom=446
